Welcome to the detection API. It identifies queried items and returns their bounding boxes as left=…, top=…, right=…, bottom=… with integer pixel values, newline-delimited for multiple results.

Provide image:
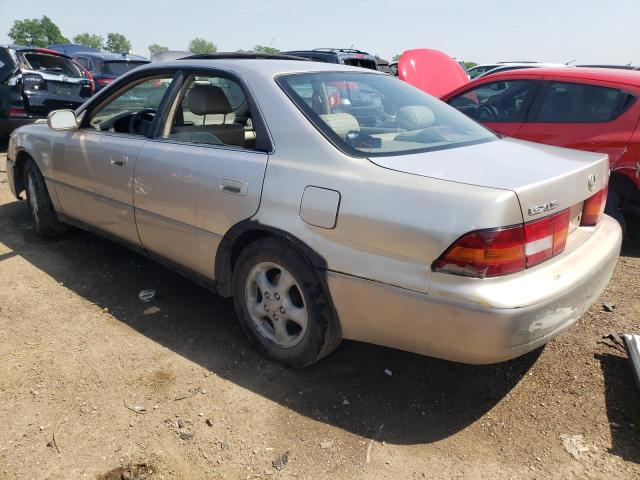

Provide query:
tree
left=392, top=54, right=402, bottom=62
left=189, top=38, right=217, bottom=55
left=105, top=33, right=131, bottom=53
left=461, top=61, right=478, bottom=70
left=252, top=45, right=280, bottom=55
left=8, top=15, right=68, bottom=47
left=148, top=43, right=169, bottom=57
left=73, top=33, right=103, bottom=49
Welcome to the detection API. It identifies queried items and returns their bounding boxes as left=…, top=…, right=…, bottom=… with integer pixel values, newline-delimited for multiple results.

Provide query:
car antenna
left=565, top=59, right=576, bottom=65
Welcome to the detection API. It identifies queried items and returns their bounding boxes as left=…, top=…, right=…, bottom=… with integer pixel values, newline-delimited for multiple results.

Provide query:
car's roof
left=486, top=66, right=640, bottom=85
left=77, top=51, right=149, bottom=62
left=143, top=58, right=384, bottom=76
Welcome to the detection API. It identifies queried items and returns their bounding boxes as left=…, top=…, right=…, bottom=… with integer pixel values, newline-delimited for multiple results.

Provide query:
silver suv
left=6, top=55, right=621, bottom=367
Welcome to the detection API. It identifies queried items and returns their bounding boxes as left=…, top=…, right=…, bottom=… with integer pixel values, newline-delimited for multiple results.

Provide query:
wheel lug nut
left=273, top=314, right=279, bottom=321
left=265, top=292, right=270, bottom=299
left=264, top=304, right=269, bottom=311
left=279, top=306, right=285, bottom=313
left=274, top=293, right=280, bottom=300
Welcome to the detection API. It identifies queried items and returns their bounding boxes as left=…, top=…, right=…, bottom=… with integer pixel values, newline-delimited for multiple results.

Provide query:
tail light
left=8, top=107, right=26, bottom=117
left=434, top=209, right=571, bottom=278
left=580, top=185, right=608, bottom=226
left=97, top=78, right=114, bottom=87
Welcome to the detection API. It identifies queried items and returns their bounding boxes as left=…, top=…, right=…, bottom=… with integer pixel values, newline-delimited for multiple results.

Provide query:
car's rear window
left=342, top=58, right=377, bottom=70
left=20, top=52, right=82, bottom=78
left=278, top=71, right=496, bottom=157
left=102, top=61, right=147, bottom=75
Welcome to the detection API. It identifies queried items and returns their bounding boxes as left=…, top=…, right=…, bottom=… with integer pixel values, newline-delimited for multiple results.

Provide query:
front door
left=133, top=72, right=270, bottom=279
left=52, top=74, right=176, bottom=244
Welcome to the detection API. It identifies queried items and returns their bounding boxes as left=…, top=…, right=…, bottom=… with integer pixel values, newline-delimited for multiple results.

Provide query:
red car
left=442, top=67, right=640, bottom=226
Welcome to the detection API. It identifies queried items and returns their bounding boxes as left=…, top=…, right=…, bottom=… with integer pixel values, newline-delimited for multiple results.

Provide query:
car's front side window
left=87, top=75, right=174, bottom=136
left=449, top=80, right=536, bottom=123
left=278, top=72, right=495, bottom=157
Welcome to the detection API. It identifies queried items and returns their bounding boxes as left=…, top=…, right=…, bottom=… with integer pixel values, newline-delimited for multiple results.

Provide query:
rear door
left=447, top=76, right=542, bottom=137
left=133, top=70, right=270, bottom=279
left=516, top=77, right=640, bottom=169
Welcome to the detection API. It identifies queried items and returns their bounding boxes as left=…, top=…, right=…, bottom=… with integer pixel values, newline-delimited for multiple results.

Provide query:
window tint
left=279, top=72, right=495, bottom=157
left=75, top=56, right=95, bottom=72
left=102, top=61, right=147, bottom=75
left=88, top=75, right=173, bottom=134
left=535, top=82, right=636, bottom=123
left=166, top=75, right=257, bottom=149
left=449, top=80, right=536, bottom=122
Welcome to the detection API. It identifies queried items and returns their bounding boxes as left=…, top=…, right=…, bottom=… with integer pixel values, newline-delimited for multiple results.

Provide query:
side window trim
left=149, top=67, right=274, bottom=153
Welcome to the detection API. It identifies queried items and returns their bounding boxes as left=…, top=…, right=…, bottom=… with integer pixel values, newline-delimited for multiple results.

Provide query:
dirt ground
left=1, top=150, right=639, bottom=480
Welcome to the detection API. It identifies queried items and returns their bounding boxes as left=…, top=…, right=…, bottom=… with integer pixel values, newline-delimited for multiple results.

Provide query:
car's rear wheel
left=24, top=159, right=68, bottom=238
left=232, top=237, right=340, bottom=367
left=605, top=189, right=626, bottom=236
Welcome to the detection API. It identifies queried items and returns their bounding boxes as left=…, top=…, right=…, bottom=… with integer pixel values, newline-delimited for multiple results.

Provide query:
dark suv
left=282, top=48, right=380, bottom=70
left=71, top=51, right=149, bottom=91
left=0, top=46, right=92, bottom=139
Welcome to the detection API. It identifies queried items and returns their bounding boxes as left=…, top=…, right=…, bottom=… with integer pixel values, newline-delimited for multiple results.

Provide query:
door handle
left=110, top=155, right=128, bottom=167
left=220, top=177, right=248, bottom=196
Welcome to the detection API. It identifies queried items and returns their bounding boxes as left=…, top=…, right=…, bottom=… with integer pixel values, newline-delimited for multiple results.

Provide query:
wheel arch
left=12, top=148, right=35, bottom=197
left=215, top=220, right=330, bottom=298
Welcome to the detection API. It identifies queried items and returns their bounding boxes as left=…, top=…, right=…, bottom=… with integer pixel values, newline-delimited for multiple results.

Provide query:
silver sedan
left=5, top=55, right=622, bottom=367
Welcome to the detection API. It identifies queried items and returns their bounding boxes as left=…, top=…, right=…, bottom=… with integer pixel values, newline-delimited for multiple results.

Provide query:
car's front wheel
left=232, top=237, right=340, bottom=367
left=24, top=159, right=68, bottom=238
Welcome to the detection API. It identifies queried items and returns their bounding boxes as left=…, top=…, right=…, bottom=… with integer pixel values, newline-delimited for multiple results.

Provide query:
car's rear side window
left=534, top=81, right=637, bottom=123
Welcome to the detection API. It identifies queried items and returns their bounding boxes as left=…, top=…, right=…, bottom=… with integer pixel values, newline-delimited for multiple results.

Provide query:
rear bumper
left=328, top=215, right=622, bottom=364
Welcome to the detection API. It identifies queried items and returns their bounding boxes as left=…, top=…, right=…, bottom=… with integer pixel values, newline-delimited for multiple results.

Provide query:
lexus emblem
left=587, top=174, right=597, bottom=191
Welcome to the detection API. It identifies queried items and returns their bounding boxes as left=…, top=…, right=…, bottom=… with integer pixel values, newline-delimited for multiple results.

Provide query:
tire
left=23, top=159, right=68, bottom=238
left=605, top=189, right=626, bottom=237
left=232, top=237, right=341, bottom=367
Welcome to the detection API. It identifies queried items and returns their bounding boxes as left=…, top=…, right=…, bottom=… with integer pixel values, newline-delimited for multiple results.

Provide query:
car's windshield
left=278, top=72, right=495, bottom=157
left=20, top=52, right=82, bottom=78
left=102, top=61, right=147, bottom=75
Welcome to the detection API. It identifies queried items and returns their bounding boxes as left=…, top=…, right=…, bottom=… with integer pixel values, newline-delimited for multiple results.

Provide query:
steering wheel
left=129, top=108, right=156, bottom=135
left=477, top=104, right=501, bottom=121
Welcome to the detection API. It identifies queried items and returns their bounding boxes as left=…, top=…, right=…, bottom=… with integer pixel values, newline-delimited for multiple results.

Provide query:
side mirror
left=47, top=109, right=78, bottom=131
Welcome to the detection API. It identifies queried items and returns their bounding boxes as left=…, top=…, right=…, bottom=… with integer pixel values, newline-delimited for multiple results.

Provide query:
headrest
left=187, top=85, right=232, bottom=115
left=396, top=105, right=436, bottom=130
left=320, top=113, right=359, bottom=139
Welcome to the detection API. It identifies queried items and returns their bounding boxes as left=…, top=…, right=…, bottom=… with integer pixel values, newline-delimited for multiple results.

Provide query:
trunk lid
left=369, top=137, right=609, bottom=222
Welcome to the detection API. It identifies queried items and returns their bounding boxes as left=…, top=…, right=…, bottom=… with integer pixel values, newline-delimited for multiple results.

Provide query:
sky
left=1, top=0, right=639, bottom=65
